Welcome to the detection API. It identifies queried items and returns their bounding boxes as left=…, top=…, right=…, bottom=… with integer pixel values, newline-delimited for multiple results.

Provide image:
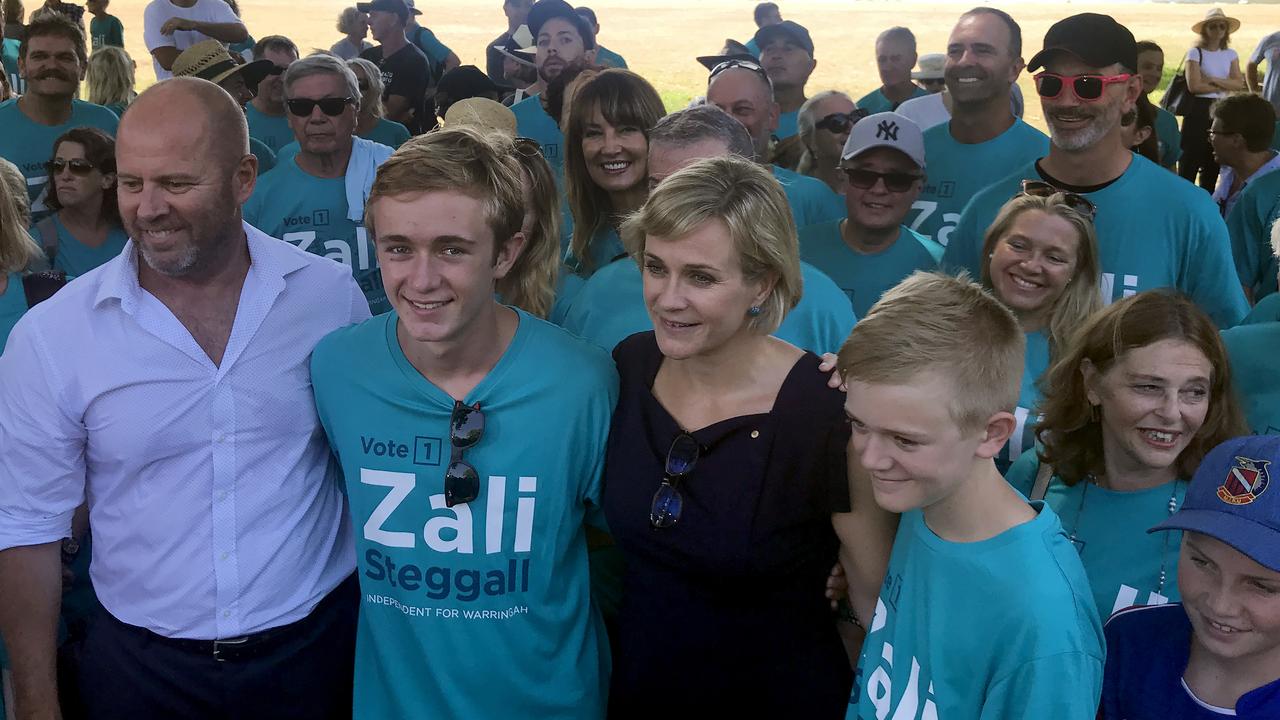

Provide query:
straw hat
left=171, top=39, right=274, bottom=93
left=912, top=53, right=945, bottom=80
left=443, top=97, right=517, bottom=137
left=1193, top=8, right=1241, bottom=35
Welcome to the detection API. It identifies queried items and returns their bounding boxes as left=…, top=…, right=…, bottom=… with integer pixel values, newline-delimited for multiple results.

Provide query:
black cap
left=1027, top=13, right=1137, bottom=73
left=697, top=39, right=756, bottom=71
left=356, top=0, right=410, bottom=22
left=527, top=0, right=594, bottom=46
left=437, top=65, right=502, bottom=100
left=753, top=20, right=814, bottom=56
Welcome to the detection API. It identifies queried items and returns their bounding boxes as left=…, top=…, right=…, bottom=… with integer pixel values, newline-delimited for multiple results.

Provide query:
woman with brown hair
left=1007, top=290, right=1248, bottom=620
left=37, top=126, right=126, bottom=278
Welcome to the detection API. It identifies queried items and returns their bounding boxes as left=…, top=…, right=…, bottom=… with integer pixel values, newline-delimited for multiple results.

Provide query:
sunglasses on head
left=1034, top=72, right=1131, bottom=102
left=444, top=401, right=485, bottom=507
left=843, top=167, right=921, bottom=193
left=709, top=58, right=770, bottom=84
left=650, top=432, right=700, bottom=529
left=45, top=158, right=98, bottom=176
left=286, top=96, right=355, bottom=117
left=1019, top=179, right=1097, bottom=220
left=815, top=109, right=869, bottom=134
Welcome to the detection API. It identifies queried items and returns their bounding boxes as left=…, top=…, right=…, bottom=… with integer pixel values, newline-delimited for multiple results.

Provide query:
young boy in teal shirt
left=86, top=0, right=124, bottom=50
left=835, top=271, right=1104, bottom=719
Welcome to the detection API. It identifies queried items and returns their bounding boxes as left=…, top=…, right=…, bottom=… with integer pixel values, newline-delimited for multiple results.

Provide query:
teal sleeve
left=942, top=194, right=985, bottom=275
left=981, top=653, right=1103, bottom=720
left=1226, top=183, right=1280, bottom=300
left=416, top=27, right=452, bottom=65
left=1005, top=448, right=1041, bottom=497
left=108, top=17, right=125, bottom=47
left=1188, top=209, right=1249, bottom=328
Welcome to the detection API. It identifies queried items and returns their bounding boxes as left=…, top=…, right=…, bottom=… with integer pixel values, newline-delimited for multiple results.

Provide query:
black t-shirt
left=361, top=42, right=431, bottom=135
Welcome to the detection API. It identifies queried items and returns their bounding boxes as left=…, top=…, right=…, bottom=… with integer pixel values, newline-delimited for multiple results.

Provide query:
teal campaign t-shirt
left=594, top=45, right=628, bottom=69
left=409, top=25, right=452, bottom=67
left=565, top=224, right=625, bottom=279
left=1222, top=320, right=1280, bottom=434
left=243, top=157, right=389, bottom=314
left=1005, top=452, right=1187, bottom=620
left=558, top=257, right=857, bottom=355
left=249, top=137, right=277, bottom=176
left=911, top=119, right=1048, bottom=247
left=1, top=38, right=21, bottom=95
left=777, top=110, right=799, bottom=140
left=1002, top=329, right=1051, bottom=475
left=1154, top=106, right=1182, bottom=169
left=1226, top=166, right=1280, bottom=301
left=48, top=218, right=127, bottom=279
left=362, top=118, right=411, bottom=149
left=774, top=165, right=846, bottom=227
left=89, top=14, right=125, bottom=50
left=856, top=86, right=928, bottom=114
left=0, top=271, right=28, bottom=354
left=1242, top=292, right=1280, bottom=325
left=310, top=309, right=616, bottom=720
left=849, top=506, right=1104, bottom=719
left=0, top=99, right=119, bottom=222
left=944, top=155, right=1249, bottom=328
left=798, top=221, right=940, bottom=318
left=245, top=103, right=294, bottom=154
left=512, top=94, right=564, bottom=180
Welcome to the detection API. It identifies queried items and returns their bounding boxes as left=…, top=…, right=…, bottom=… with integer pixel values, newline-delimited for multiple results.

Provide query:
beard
left=1046, top=100, right=1123, bottom=152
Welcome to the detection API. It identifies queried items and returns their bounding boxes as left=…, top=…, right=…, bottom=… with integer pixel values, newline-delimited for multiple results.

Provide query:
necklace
left=1066, top=475, right=1182, bottom=594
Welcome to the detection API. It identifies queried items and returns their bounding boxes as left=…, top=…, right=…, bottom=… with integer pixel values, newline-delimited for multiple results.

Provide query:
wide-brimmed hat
left=494, top=25, right=536, bottom=68
left=697, top=39, right=756, bottom=71
left=912, top=53, right=945, bottom=80
left=443, top=97, right=517, bottom=137
left=1193, top=8, right=1241, bottom=35
left=171, top=39, right=274, bottom=93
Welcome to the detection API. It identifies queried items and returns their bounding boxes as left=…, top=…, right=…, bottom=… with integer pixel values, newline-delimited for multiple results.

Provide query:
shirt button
left=223, top=610, right=231, bottom=618
left=220, top=552, right=229, bottom=561
left=213, top=431, right=224, bottom=443
left=750, top=430, right=760, bottom=439
left=216, top=491, right=227, bottom=502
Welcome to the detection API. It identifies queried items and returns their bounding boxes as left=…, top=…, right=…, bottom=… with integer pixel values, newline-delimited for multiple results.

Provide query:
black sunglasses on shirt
left=649, top=432, right=701, bottom=529
left=444, top=401, right=485, bottom=507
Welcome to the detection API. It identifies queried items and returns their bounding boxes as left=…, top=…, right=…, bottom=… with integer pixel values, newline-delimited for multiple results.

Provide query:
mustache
left=35, top=70, right=73, bottom=81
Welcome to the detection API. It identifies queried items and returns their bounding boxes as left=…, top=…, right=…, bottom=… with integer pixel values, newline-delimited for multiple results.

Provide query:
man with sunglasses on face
left=246, top=35, right=300, bottom=154
left=243, top=53, right=394, bottom=316
left=798, top=111, right=940, bottom=318
left=908, top=8, right=1047, bottom=248
left=171, top=39, right=279, bottom=175
left=309, top=126, right=616, bottom=719
left=942, top=13, right=1248, bottom=328
left=705, top=57, right=845, bottom=227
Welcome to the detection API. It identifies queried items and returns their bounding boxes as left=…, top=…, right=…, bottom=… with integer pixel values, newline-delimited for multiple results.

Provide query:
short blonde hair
left=347, top=57, right=385, bottom=118
left=837, top=271, right=1025, bottom=430
left=0, top=158, right=43, bottom=273
left=367, top=125, right=524, bottom=266
left=86, top=46, right=135, bottom=109
left=620, top=155, right=802, bottom=334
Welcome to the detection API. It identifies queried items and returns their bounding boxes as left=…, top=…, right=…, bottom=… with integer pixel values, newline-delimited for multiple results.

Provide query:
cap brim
left=355, top=2, right=374, bottom=11
left=697, top=53, right=758, bottom=71
left=1150, top=508, right=1280, bottom=573
left=912, top=72, right=944, bottom=80
left=235, top=59, right=275, bottom=93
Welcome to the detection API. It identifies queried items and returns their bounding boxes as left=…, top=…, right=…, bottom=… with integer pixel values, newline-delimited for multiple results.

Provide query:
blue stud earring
left=747, top=306, right=762, bottom=317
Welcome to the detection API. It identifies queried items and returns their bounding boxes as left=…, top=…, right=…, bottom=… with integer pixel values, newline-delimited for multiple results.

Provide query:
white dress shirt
left=0, top=223, right=370, bottom=639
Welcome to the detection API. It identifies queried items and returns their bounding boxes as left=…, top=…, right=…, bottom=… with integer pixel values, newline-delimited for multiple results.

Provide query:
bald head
left=121, top=78, right=250, bottom=168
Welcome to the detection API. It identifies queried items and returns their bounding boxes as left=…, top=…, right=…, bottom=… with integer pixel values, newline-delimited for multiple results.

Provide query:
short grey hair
left=877, top=26, right=917, bottom=52
left=284, top=52, right=362, bottom=110
left=649, top=105, right=756, bottom=160
left=347, top=57, right=385, bottom=118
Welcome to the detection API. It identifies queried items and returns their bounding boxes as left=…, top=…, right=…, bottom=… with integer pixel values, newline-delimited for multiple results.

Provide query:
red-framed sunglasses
left=1034, top=72, right=1132, bottom=102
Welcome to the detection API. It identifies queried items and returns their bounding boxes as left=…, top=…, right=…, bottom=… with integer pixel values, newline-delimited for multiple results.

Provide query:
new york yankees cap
left=841, top=111, right=925, bottom=169
left=1150, top=435, right=1280, bottom=573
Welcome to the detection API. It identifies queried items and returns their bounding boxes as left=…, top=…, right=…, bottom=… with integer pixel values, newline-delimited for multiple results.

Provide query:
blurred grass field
left=106, top=0, right=1280, bottom=131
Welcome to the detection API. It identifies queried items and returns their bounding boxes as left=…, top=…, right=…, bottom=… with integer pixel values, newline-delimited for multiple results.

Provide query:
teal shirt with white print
left=1000, top=329, right=1051, bottom=475
left=849, top=506, right=1104, bottom=719
left=310, top=309, right=617, bottom=720
left=243, top=157, right=389, bottom=314
left=1005, top=450, right=1187, bottom=619
left=512, top=95, right=565, bottom=181
left=911, top=119, right=1048, bottom=247
left=798, top=221, right=940, bottom=318
left=0, top=99, right=119, bottom=223
left=1222, top=319, right=1280, bottom=434
left=945, top=155, right=1249, bottom=328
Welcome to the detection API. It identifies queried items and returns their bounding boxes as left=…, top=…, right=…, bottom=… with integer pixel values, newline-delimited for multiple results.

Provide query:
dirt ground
left=105, top=0, right=1280, bottom=130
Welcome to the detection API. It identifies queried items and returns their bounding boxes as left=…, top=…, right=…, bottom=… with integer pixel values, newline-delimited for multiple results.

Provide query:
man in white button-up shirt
left=0, top=78, right=369, bottom=719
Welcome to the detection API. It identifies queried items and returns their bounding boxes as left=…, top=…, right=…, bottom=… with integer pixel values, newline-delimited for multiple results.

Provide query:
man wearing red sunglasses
left=942, top=13, right=1248, bottom=329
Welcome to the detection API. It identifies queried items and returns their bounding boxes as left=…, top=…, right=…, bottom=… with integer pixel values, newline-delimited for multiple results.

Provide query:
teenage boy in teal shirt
left=311, top=126, right=613, bottom=719
left=86, top=0, right=124, bottom=50
left=835, top=271, right=1104, bottom=719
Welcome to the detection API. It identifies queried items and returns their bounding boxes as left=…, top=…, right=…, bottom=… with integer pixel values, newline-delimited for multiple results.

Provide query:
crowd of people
left=0, top=0, right=1279, bottom=718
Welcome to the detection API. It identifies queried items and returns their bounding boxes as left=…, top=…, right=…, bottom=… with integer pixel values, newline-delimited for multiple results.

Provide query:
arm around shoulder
left=832, top=453, right=899, bottom=627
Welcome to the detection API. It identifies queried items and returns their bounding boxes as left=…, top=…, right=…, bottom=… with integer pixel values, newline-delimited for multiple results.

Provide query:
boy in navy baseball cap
left=1101, top=434, right=1280, bottom=719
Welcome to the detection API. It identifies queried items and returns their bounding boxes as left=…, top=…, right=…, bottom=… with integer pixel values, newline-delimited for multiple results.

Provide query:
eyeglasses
left=285, top=97, right=355, bottom=117
left=444, top=401, right=485, bottom=507
left=650, top=432, right=700, bottom=529
left=815, top=109, right=869, bottom=134
left=45, top=158, right=98, bottom=176
left=709, top=58, right=771, bottom=85
left=1020, top=179, right=1097, bottom=220
left=843, top=167, right=922, bottom=193
left=1034, top=72, right=1132, bottom=102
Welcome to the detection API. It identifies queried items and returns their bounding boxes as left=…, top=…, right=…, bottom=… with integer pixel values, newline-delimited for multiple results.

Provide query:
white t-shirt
left=329, top=37, right=372, bottom=61
left=143, top=0, right=241, bottom=81
left=1187, top=47, right=1239, bottom=98
left=894, top=85, right=1026, bottom=132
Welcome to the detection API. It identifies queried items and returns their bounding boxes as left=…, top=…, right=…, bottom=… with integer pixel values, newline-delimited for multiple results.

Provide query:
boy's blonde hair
left=86, top=46, right=135, bottom=109
left=837, top=271, right=1025, bottom=431
left=620, top=154, right=801, bottom=334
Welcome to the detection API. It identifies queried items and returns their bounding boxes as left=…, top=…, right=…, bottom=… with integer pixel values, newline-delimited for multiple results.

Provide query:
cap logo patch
left=875, top=120, right=899, bottom=141
left=1218, top=455, right=1270, bottom=505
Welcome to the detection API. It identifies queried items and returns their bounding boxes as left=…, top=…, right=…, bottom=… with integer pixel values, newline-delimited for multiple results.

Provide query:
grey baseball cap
left=841, top=111, right=925, bottom=169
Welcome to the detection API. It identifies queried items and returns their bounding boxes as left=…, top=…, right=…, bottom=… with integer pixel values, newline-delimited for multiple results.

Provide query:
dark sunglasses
left=650, top=432, right=700, bottom=529
left=709, top=58, right=770, bottom=84
left=286, top=96, right=355, bottom=117
left=843, top=167, right=921, bottom=193
left=815, top=109, right=868, bottom=134
left=1034, top=72, right=1131, bottom=102
left=444, top=401, right=485, bottom=507
left=45, top=158, right=98, bottom=176
left=1020, top=179, right=1097, bottom=220
left=1204, top=22, right=1227, bottom=31
left=266, top=64, right=286, bottom=76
